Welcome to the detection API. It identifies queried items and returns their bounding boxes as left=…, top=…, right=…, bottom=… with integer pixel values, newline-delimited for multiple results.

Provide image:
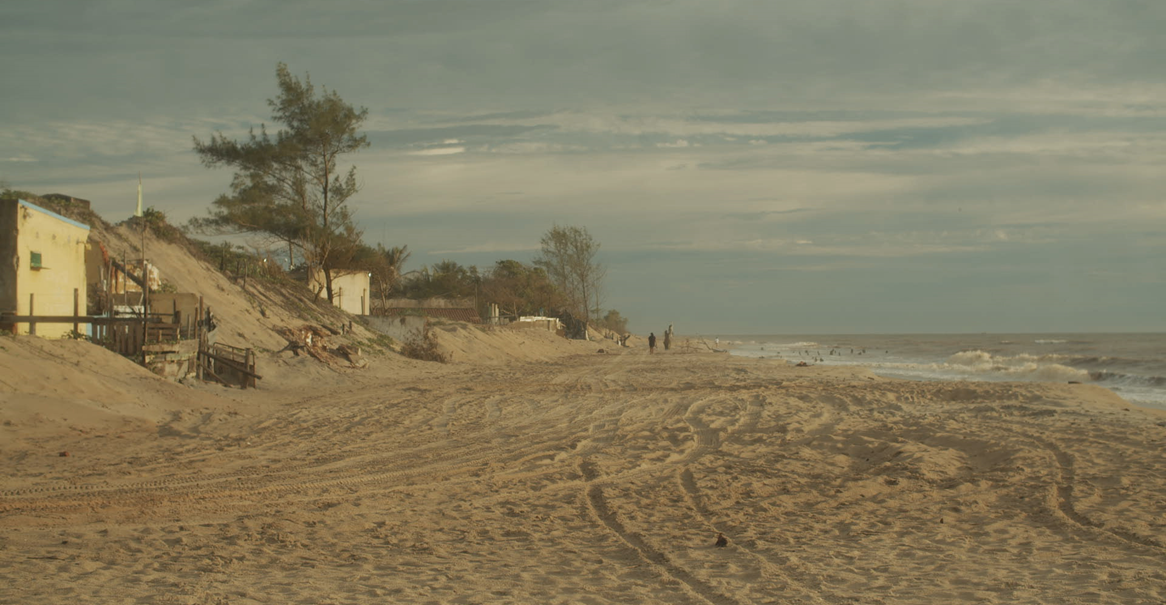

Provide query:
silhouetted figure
left=715, top=533, right=728, bottom=547
left=649, top=332, right=657, bottom=353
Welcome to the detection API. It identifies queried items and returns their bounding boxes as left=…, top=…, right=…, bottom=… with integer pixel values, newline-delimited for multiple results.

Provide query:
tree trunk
left=324, top=262, right=335, bottom=303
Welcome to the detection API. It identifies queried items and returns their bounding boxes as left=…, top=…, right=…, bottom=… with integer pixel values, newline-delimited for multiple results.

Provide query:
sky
left=2, top=0, right=1164, bottom=334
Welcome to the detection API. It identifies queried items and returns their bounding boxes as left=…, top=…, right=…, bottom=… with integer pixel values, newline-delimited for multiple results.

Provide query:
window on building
left=30, top=251, right=43, bottom=270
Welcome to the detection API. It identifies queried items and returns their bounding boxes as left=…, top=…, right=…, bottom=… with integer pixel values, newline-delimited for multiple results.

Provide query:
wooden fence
left=2, top=293, right=260, bottom=389
left=196, top=340, right=260, bottom=389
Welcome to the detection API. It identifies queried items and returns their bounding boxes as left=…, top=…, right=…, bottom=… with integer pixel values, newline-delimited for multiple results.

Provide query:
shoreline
left=716, top=332, right=1166, bottom=411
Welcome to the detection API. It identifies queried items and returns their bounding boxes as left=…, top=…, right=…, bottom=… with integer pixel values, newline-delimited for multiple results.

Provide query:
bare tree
left=533, top=225, right=605, bottom=323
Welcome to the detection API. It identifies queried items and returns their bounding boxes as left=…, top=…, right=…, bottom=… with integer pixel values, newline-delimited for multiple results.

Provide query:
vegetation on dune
left=596, top=309, right=629, bottom=334
left=1, top=185, right=108, bottom=230
left=399, top=329, right=449, bottom=363
left=122, top=206, right=186, bottom=244
left=481, top=259, right=567, bottom=319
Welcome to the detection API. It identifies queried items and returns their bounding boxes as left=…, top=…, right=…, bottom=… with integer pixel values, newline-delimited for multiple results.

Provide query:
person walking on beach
left=663, top=328, right=672, bottom=351
left=649, top=332, right=657, bottom=354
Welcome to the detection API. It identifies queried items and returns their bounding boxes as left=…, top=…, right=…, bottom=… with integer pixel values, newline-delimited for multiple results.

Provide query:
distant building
left=308, top=269, right=371, bottom=316
left=373, top=298, right=482, bottom=324
left=0, top=199, right=91, bottom=338
left=512, top=316, right=563, bottom=332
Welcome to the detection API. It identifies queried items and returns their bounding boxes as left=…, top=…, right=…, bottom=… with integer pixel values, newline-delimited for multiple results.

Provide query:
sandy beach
left=3, top=331, right=1166, bottom=605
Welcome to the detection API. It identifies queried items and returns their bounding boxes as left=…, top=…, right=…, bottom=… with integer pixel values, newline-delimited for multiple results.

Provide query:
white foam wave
left=1034, top=339, right=1068, bottom=344
left=945, top=350, right=1090, bottom=382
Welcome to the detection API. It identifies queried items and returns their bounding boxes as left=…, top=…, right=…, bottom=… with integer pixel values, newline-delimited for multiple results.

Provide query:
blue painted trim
left=17, top=199, right=91, bottom=232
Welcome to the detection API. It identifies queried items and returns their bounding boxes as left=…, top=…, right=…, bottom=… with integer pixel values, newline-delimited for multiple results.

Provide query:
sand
left=3, top=330, right=1166, bottom=605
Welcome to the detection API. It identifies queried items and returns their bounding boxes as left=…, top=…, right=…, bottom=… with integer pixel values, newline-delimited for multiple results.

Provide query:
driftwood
left=275, top=324, right=367, bottom=368
left=698, top=338, right=728, bottom=353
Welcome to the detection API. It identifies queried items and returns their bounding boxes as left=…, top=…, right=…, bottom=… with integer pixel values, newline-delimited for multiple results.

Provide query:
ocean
left=715, top=333, right=1166, bottom=410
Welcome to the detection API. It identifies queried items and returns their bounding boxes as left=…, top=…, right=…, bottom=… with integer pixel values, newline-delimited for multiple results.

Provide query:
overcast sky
left=3, top=0, right=1164, bottom=334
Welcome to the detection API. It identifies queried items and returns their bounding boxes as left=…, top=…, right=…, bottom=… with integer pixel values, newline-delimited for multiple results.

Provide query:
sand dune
left=3, top=340, right=1166, bottom=604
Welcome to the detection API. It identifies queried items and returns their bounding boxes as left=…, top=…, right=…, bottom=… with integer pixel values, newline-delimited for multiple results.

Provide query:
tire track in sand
left=678, top=469, right=829, bottom=605
left=677, top=392, right=831, bottom=604
left=579, top=460, right=742, bottom=605
left=1000, top=427, right=1166, bottom=554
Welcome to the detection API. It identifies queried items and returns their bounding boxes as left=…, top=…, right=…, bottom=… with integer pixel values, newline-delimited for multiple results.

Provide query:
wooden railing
left=197, top=341, right=260, bottom=389
left=4, top=294, right=261, bottom=389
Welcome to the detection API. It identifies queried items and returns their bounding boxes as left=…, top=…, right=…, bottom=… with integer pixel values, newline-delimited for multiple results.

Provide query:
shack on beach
left=0, top=199, right=91, bottom=338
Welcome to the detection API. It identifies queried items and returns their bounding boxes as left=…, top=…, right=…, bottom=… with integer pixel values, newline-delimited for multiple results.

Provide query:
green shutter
left=30, top=251, right=42, bottom=269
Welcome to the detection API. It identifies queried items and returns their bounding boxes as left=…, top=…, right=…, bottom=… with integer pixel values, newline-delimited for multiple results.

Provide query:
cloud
left=932, top=130, right=1166, bottom=158
left=457, top=110, right=993, bottom=139
left=484, top=142, right=586, bottom=154
left=5, top=0, right=1166, bottom=123
left=3, top=1, right=1165, bottom=330
left=649, top=236, right=989, bottom=258
left=407, top=146, right=466, bottom=156
left=429, top=241, right=540, bottom=255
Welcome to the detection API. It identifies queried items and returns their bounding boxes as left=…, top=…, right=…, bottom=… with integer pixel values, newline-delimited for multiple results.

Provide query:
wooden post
left=73, top=288, right=80, bottom=336
left=143, top=263, right=149, bottom=322
left=196, top=296, right=205, bottom=380
left=28, top=293, right=35, bottom=336
left=103, top=263, right=111, bottom=342
left=243, top=349, right=253, bottom=389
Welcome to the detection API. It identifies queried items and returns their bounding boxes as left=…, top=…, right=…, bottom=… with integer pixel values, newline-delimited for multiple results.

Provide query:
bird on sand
left=715, top=533, right=728, bottom=547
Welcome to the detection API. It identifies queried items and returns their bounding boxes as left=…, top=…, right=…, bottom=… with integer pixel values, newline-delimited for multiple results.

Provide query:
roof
left=383, top=307, right=482, bottom=324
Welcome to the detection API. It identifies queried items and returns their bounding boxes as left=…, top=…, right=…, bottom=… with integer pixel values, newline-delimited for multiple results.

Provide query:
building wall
left=2, top=200, right=90, bottom=338
left=508, top=317, right=562, bottom=332
left=0, top=200, right=17, bottom=316
left=148, top=292, right=202, bottom=334
left=308, top=269, right=371, bottom=316
left=362, top=314, right=427, bottom=343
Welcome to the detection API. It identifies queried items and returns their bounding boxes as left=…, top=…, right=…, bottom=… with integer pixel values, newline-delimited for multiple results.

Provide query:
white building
left=308, top=269, right=371, bottom=316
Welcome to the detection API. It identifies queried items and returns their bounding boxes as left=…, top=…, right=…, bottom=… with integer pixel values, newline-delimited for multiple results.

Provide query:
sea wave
left=1090, top=371, right=1166, bottom=388
left=940, top=350, right=1166, bottom=387
left=724, top=338, right=1166, bottom=409
left=944, top=350, right=1090, bottom=382
left=1069, top=355, right=1166, bottom=370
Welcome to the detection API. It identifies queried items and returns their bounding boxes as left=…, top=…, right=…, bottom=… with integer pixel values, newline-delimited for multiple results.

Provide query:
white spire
left=135, top=172, right=143, bottom=217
